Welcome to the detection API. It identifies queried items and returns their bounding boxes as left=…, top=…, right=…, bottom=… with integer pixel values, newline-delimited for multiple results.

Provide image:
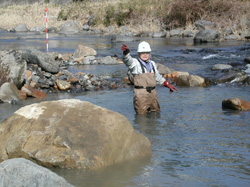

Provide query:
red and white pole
left=45, top=7, right=49, bottom=52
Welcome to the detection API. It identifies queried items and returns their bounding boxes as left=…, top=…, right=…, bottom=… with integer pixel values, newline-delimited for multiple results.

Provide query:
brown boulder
left=222, top=98, right=250, bottom=111
left=0, top=99, right=151, bottom=169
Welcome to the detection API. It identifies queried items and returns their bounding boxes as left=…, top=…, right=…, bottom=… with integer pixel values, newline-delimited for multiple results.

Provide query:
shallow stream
left=0, top=30, right=250, bottom=187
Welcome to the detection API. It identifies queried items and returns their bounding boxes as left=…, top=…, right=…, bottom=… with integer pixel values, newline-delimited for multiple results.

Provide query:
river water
left=0, top=30, right=250, bottom=187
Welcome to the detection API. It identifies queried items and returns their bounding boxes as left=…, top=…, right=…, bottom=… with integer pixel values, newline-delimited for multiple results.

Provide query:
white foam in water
left=202, top=54, right=220, bottom=59
left=245, top=64, right=250, bottom=74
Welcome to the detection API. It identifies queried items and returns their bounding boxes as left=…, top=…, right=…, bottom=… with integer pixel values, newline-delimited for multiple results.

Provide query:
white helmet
left=137, top=41, right=151, bottom=53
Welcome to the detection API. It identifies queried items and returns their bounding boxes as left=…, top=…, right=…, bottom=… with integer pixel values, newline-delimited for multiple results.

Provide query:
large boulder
left=222, top=98, right=250, bottom=111
left=0, top=158, right=73, bottom=187
left=194, top=29, right=220, bottom=43
left=0, top=99, right=151, bottom=169
left=0, top=50, right=26, bottom=88
left=21, top=49, right=60, bottom=74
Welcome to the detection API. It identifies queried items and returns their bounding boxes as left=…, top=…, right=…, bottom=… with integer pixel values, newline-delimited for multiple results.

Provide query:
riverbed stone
left=83, top=56, right=96, bottom=64
left=156, top=63, right=174, bottom=75
left=0, top=158, right=73, bottom=187
left=222, top=98, right=250, bottom=111
left=164, top=71, right=190, bottom=82
left=182, top=30, right=195, bottom=37
left=73, top=44, right=97, bottom=59
left=152, top=32, right=166, bottom=38
left=111, top=34, right=140, bottom=43
left=56, top=79, right=71, bottom=91
left=176, top=75, right=205, bottom=87
left=21, top=84, right=48, bottom=98
left=194, top=29, right=220, bottom=43
left=215, top=71, right=248, bottom=84
left=59, top=20, right=82, bottom=34
left=0, top=50, right=26, bottom=89
left=98, top=56, right=121, bottom=65
left=0, top=99, right=151, bottom=169
left=170, top=29, right=182, bottom=37
left=14, top=24, right=28, bottom=32
left=0, top=82, right=24, bottom=103
left=211, top=64, right=232, bottom=71
left=194, top=20, right=212, bottom=30
left=22, top=49, right=60, bottom=74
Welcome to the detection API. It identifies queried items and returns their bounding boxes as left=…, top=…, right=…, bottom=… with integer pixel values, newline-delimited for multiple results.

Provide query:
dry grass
left=166, top=0, right=250, bottom=32
left=0, top=0, right=249, bottom=34
left=0, top=3, right=64, bottom=29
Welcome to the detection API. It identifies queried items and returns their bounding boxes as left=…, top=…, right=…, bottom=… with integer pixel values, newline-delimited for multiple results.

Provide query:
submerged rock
left=222, top=98, right=250, bottom=111
left=0, top=99, right=151, bottom=169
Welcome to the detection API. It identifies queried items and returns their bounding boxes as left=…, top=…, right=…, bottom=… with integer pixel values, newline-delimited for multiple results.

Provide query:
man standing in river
left=122, top=41, right=178, bottom=114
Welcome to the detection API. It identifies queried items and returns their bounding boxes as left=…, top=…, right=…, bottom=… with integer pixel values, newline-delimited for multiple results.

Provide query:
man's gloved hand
left=121, top=44, right=130, bottom=55
left=163, top=80, right=178, bottom=93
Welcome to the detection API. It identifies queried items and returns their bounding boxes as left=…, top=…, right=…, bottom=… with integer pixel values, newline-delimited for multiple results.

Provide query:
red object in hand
left=163, top=80, right=178, bottom=93
left=121, top=44, right=130, bottom=55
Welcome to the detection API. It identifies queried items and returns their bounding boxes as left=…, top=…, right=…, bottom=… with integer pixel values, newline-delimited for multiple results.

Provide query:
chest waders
left=133, top=60, right=160, bottom=114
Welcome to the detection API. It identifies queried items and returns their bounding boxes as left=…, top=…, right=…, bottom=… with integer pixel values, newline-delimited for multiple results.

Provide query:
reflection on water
left=0, top=30, right=250, bottom=187
left=51, top=156, right=152, bottom=187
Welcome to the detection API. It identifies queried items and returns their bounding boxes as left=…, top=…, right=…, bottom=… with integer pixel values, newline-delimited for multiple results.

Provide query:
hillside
left=0, top=0, right=249, bottom=37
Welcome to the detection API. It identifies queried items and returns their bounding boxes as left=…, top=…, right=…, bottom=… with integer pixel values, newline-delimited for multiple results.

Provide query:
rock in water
left=222, top=98, right=250, bottom=111
left=0, top=99, right=151, bottom=169
left=0, top=158, right=73, bottom=187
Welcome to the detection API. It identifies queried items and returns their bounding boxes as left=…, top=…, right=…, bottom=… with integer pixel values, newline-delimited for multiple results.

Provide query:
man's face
left=139, top=52, right=150, bottom=61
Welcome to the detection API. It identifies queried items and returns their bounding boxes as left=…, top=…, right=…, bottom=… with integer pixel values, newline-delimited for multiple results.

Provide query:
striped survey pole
left=45, top=7, right=49, bottom=52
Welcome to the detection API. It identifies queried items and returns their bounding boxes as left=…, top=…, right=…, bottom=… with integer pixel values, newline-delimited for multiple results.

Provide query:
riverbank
left=0, top=0, right=250, bottom=41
